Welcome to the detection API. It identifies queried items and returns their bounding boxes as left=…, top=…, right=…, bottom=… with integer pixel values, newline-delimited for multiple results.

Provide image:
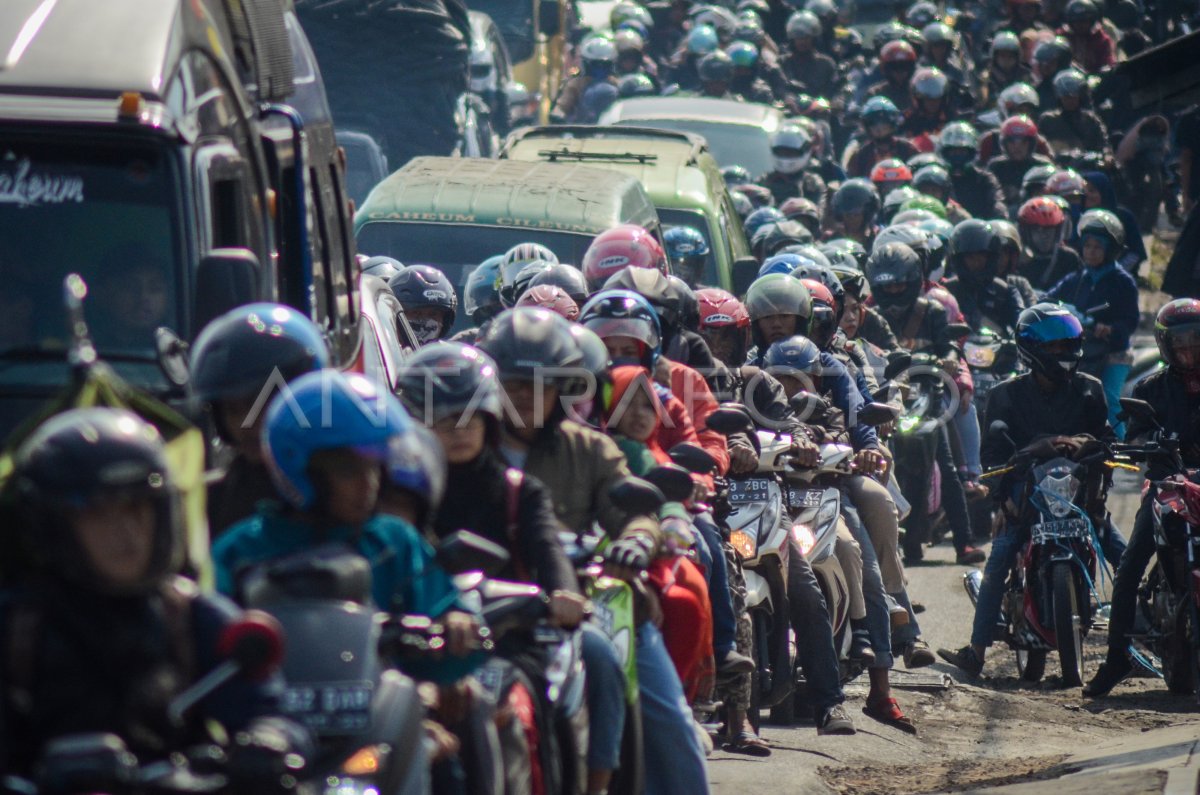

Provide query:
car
left=599, top=96, right=785, bottom=179
left=501, top=125, right=754, bottom=291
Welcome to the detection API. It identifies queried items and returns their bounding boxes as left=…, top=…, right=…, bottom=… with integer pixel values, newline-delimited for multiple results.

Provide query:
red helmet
left=1045, top=169, right=1086, bottom=199
left=798, top=278, right=834, bottom=307
left=582, top=225, right=668, bottom=289
left=880, top=40, right=917, bottom=63
left=1017, top=196, right=1065, bottom=227
left=870, top=158, right=913, bottom=186
left=1000, top=115, right=1038, bottom=142
left=1155, top=298, right=1200, bottom=387
left=516, top=284, right=580, bottom=321
left=696, top=288, right=750, bottom=329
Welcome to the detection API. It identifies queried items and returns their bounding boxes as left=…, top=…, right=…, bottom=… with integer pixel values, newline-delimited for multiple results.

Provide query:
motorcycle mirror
left=941, top=323, right=971, bottom=342
left=154, top=327, right=189, bottom=389
left=988, top=420, right=1010, bottom=439
left=1117, top=397, right=1157, bottom=427
left=883, top=350, right=912, bottom=381
left=669, top=442, right=718, bottom=474
left=705, top=406, right=754, bottom=436
left=789, top=390, right=830, bottom=418
left=871, top=384, right=893, bottom=403
left=436, top=530, right=512, bottom=577
left=217, top=610, right=285, bottom=681
left=857, top=402, right=899, bottom=427
left=643, top=464, right=696, bottom=503
left=608, top=476, right=665, bottom=524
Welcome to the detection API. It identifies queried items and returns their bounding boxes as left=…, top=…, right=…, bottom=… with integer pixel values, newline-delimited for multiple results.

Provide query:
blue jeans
left=841, top=507, right=894, bottom=668
left=636, top=623, right=710, bottom=795
left=955, top=400, right=983, bottom=479
left=580, top=624, right=625, bottom=771
left=693, top=511, right=737, bottom=655
left=1099, top=362, right=1132, bottom=438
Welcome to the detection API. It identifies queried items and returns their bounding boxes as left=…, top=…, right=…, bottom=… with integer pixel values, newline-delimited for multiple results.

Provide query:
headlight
left=964, top=343, right=997, bottom=368
left=791, top=523, right=816, bottom=556
left=730, top=529, right=756, bottom=559
left=814, top=496, right=839, bottom=534
left=1039, top=472, right=1079, bottom=518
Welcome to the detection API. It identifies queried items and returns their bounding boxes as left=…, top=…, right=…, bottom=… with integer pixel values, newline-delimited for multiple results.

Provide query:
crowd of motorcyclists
left=5, top=0, right=1200, bottom=791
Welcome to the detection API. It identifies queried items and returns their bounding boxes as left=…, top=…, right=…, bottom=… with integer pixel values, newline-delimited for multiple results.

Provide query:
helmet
left=798, top=279, right=837, bottom=347
left=900, top=194, right=948, bottom=220
left=580, top=289, right=663, bottom=369
left=667, top=275, right=700, bottom=332
left=384, top=423, right=446, bottom=525
left=991, top=30, right=1021, bottom=56
left=880, top=39, right=918, bottom=64
left=1065, top=0, right=1099, bottom=23
left=464, top=255, right=505, bottom=323
left=831, top=178, right=881, bottom=224
left=516, top=284, right=580, bottom=320
left=1015, top=302, right=1084, bottom=383
left=264, top=370, right=411, bottom=509
left=618, top=73, right=657, bottom=98
left=730, top=189, right=754, bottom=219
left=727, top=40, right=759, bottom=68
left=786, top=11, right=822, bottom=39
left=744, top=206, right=786, bottom=238
left=762, top=336, right=821, bottom=383
left=910, top=67, right=949, bottom=100
left=693, top=6, right=737, bottom=40
left=1155, top=299, right=1200, bottom=385
left=687, top=25, right=720, bottom=55
left=736, top=183, right=775, bottom=209
left=396, top=341, right=503, bottom=426
left=779, top=196, right=822, bottom=235
left=1053, top=68, right=1089, bottom=99
left=664, top=225, right=711, bottom=286
left=581, top=225, right=667, bottom=289
left=1000, top=115, right=1039, bottom=145
left=780, top=244, right=831, bottom=270
left=569, top=324, right=611, bottom=383
left=1017, top=195, right=1068, bottom=256
left=829, top=262, right=869, bottom=300
left=580, top=35, right=618, bottom=76
left=602, top=266, right=682, bottom=338
left=189, top=303, right=330, bottom=409
left=873, top=21, right=910, bottom=53
left=948, top=219, right=999, bottom=282
left=921, top=22, right=955, bottom=46
left=499, top=243, right=558, bottom=307
left=759, top=252, right=806, bottom=277
left=874, top=223, right=944, bottom=278
left=913, top=163, right=952, bottom=194
left=362, top=255, right=405, bottom=281
left=389, top=265, right=458, bottom=340
left=475, top=307, right=585, bottom=385
left=820, top=238, right=869, bottom=270
left=806, top=0, right=836, bottom=17
left=614, top=29, right=645, bottom=55
left=721, top=165, right=753, bottom=186
left=751, top=220, right=813, bottom=260
left=611, top=1, right=653, bottom=29
left=527, top=262, right=589, bottom=305
left=906, top=1, right=939, bottom=28
left=770, top=124, right=814, bottom=175
left=862, top=96, right=903, bottom=129
left=937, top=121, right=979, bottom=169
left=881, top=185, right=920, bottom=222
left=511, top=261, right=556, bottom=303
left=998, top=82, right=1039, bottom=117
left=745, top=273, right=812, bottom=348
left=1077, top=208, right=1125, bottom=254
left=1034, top=37, right=1072, bottom=73
left=13, top=408, right=182, bottom=594
left=735, top=18, right=766, bottom=45
left=791, top=262, right=845, bottom=313
left=870, top=158, right=913, bottom=191
left=833, top=27, right=864, bottom=60
left=697, top=288, right=750, bottom=329
left=992, top=219, right=1021, bottom=256
left=1022, top=162, right=1059, bottom=199
left=1045, top=169, right=1086, bottom=201
left=699, top=50, right=734, bottom=83
left=865, top=242, right=923, bottom=312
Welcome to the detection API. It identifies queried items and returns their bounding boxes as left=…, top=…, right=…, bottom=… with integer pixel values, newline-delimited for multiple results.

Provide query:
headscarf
left=603, top=365, right=670, bottom=464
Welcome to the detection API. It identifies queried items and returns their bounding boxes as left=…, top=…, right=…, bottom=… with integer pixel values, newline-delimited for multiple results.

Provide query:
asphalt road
left=706, top=468, right=1200, bottom=795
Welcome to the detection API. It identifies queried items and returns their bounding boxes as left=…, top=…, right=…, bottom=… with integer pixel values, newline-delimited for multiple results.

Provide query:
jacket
left=1128, top=368, right=1200, bottom=477
left=1060, top=24, right=1116, bottom=73
left=980, top=370, right=1111, bottom=468
left=988, top=154, right=1055, bottom=207
left=1048, top=261, right=1139, bottom=357
left=662, top=359, right=731, bottom=475
left=1020, top=245, right=1083, bottom=292
left=878, top=295, right=955, bottom=357
left=949, top=166, right=1008, bottom=220
left=761, top=169, right=829, bottom=207
left=943, top=273, right=1026, bottom=333
left=1037, top=109, right=1108, bottom=155
left=859, top=306, right=901, bottom=351
left=780, top=50, right=840, bottom=100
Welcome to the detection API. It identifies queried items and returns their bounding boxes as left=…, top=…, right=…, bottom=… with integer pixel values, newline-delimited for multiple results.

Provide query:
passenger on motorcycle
left=988, top=116, right=1056, bottom=209
left=847, top=97, right=921, bottom=178
left=1017, top=195, right=1084, bottom=290
left=1085, top=299, right=1200, bottom=696
left=992, top=219, right=1041, bottom=307
left=0, top=408, right=311, bottom=782
left=389, top=265, right=460, bottom=344
left=1037, top=68, right=1110, bottom=155
left=938, top=122, right=1009, bottom=220
left=761, top=124, right=828, bottom=206
left=939, top=303, right=1125, bottom=676
left=1080, top=170, right=1147, bottom=275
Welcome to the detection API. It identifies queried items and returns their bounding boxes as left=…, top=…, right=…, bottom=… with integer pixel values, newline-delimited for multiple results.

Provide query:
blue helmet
left=579, top=289, right=663, bottom=370
left=762, top=335, right=822, bottom=382
left=759, top=252, right=808, bottom=277
left=1015, top=302, right=1084, bottom=383
left=727, top=40, right=759, bottom=68
left=263, top=370, right=412, bottom=509
left=687, top=24, right=720, bottom=55
left=385, top=422, right=447, bottom=522
left=744, top=206, right=785, bottom=239
left=464, top=255, right=505, bottom=324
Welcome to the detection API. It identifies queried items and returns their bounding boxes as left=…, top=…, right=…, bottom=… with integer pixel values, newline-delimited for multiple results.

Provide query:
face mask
left=774, top=154, right=811, bottom=174
left=412, top=317, right=443, bottom=344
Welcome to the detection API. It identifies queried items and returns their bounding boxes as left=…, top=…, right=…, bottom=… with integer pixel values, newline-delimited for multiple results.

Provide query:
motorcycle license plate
left=788, top=487, right=823, bottom=509
left=728, top=478, right=769, bottom=504
left=282, top=681, right=373, bottom=735
left=1030, top=517, right=1090, bottom=544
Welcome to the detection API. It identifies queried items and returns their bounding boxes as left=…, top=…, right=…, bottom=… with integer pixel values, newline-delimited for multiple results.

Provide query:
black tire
left=1164, top=600, right=1198, bottom=695
left=768, top=685, right=795, bottom=725
left=1052, top=562, right=1085, bottom=688
left=1016, top=648, right=1047, bottom=682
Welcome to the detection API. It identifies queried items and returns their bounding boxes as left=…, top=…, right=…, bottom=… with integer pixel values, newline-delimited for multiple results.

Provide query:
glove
left=605, top=535, right=655, bottom=572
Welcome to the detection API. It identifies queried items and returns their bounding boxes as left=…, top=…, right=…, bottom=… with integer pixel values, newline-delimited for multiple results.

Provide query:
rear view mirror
left=731, top=255, right=759, bottom=298
left=608, top=476, right=665, bottom=522
left=643, top=464, right=695, bottom=503
left=790, top=391, right=830, bottom=418
left=154, top=327, right=189, bottom=389
left=706, top=406, right=754, bottom=436
left=884, top=350, right=912, bottom=381
left=942, top=323, right=971, bottom=342
left=194, top=248, right=259, bottom=335
left=857, top=402, right=898, bottom=427
left=436, top=530, right=512, bottom=577
left=1117, top=397, right=1156, bottom=425
left=988, top=420, right=1009, bottom=438
left=669, top=442, right=718, bottom=474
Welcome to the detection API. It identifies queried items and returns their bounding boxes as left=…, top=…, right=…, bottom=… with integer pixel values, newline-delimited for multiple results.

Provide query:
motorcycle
left=968, top=424, right=1113, bottom=687
left=1117, top=398, right=1200, bottom=699
left=961, top=325, right=1020, bottom=420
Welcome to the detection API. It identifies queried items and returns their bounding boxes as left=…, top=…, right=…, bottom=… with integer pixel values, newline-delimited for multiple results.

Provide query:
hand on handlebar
left=605, top=535, right=655, bottom=577
left=729, top=439, right=759, bottom=474
left=792, top=436, right=820, bottom=468
left=854, top=448, right=888, bottom=476
left=441, top=610, right=479, bottom=657
left=549, top=590, right=589, bottom=629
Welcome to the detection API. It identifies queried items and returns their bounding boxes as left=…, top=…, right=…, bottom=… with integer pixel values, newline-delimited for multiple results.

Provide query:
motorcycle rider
left=988, top=116, right=1056, bottom=210
left=938, top=122, right=1008, bottom=220
left=867, top=40, right=921, bottom=114
left=939, top=303, right=1123, bottom=676
left=1037, top=69, right=1110, bottom=155
left=1017, top=195, right=1084, bottom=290
left=1059, top=0, right=1116, bottom=72
left=0, top=407, right=311, bottom=782
left=664, top=225, right=711, bottom=288
left=780, top=11, right=840, bottom=100
left=555, top=35, right=620, bottom=121
left=828, top=179, right=884, bottom=247
left=761, top=124, right=828, bottom=206
left=847, top=97, right=921, bottom=178
left=1084, top=299, right=1200, bottom=696
left=942, top=220, right=1026, bottom=333
left=462, top=255, right=506, bottom=332
left=901, top=67, right=960, bottom=140
left=992, top=219, right=1042, bottom=308
left=389, top=265, right=460, bottom=344
left=188, top=304, right=331, bottom=537
left=726, top=42, right=778, bottom=103
left=981, top=32, right=1034, bottom=107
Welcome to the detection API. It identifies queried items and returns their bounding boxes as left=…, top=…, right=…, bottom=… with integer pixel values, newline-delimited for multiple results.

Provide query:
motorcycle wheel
left=1163, top=599, right=1198, bottom=695
left=1016, top=648, right=1047, bottom=682
left=1052, top=562, right=1085, bottom=688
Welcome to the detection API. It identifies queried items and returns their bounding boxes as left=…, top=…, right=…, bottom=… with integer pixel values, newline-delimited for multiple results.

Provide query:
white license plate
left=282, top=681, right=373, bottom=735
left=788, top=488, right=823, bottom=509
left=729, top=478, right=769, bottom=504
left=1031, top=517, right=1090, bottom=544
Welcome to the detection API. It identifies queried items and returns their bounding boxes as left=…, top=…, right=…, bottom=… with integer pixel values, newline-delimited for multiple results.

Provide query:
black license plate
left=282, top=681, right=373, bottom=735
left=728, top=478, right=770, bottom=504
left=788, top=488, right=823, bottom=509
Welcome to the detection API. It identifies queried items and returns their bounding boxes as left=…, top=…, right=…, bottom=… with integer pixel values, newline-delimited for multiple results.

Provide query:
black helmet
left=751, top=220, right=813, bottom=260
left=389, top=265, right=458, bottom=341
left=721, top=165, right=753, bottom=186
left=1016, top=302, right=1084, bottom=383
left=667, top=275, right=700, bottom=332
left=789, top=261, right=846, bottom=314
left=475, top=307, right=584, bottom=385
left=13, top=408, right=182, bottom=594
left=499, top=243, right=559, bottom=307
left=865, top=242, right=923, bottom=314
left=948, top=219, right=999, bottom=283
left=1155, top=298, right=1200, bottom=386
left=396, top=341, right=503, bottom=426
left=1065, top=0, right=1099, bottom=23
left=511, top=261, right=555, bottom=304
left=362, top=255, right=405, bottom=281
left=603, top=266, right=682, bottom=342
left=464, top=255, right=505, bottom=324
left=527, top=262, right=589, bottom=305
left=819, top=238, right=869, bottom=269
left=698, top=50, right=734, bottom=83
left=831, top=179, right=880, bottom=225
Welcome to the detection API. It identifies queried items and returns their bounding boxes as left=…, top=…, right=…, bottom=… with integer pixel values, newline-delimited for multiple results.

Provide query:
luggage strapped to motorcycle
left=504, top=467, right=532, bottom=582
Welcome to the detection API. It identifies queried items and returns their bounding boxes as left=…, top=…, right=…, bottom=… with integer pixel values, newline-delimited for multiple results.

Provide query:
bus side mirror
left=194, top=248, right=260, bottom=335
left=731, top=256, right=758, bottom=297
left=539, top=0, right=561, bottom=37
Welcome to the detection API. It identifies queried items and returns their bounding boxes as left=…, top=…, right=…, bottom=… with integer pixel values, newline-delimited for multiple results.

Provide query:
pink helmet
left=582, top=225, right=668, bottom=289
left=515, top=284, right=580, bottom=321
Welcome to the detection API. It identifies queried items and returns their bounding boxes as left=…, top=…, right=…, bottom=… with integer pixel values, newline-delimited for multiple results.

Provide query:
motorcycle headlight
left=964, top=343, right=997, bottom=368
left=791, top=522, right=816, bottom=556
left=814, top=496, right=840, bottom=533
left=730, top=529, right=757, bottom=559
left=1039, top=472, right=1079, bottom=518
left=340, top=744, right=389, bottom=777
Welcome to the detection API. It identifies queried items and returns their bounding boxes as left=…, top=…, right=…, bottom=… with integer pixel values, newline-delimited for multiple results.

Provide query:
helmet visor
left=583, top=317, right=661, bottom=349
left=1029, top=313, right=1083, bottom=344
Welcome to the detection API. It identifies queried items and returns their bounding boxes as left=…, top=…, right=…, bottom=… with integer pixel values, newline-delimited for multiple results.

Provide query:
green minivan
left=500, top=125, right=755, bottom=291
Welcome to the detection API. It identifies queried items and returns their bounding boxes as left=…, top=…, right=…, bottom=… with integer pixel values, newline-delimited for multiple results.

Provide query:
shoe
left=912, top=601, right=926, bottom=614
left=963, top=480, right=989, bottom=501
left=938, top=645, right=984, bottom=677
left=724, top=730, right=771, bottom=756
left=1083, top=657, right=1133, bottom=697
left=957, top=546, right=987, bottom=565
left=816, top=704, right=857, bottom=735
left=849, top=630, right=876, bottom=666
left=862, top=697, right=917, bottom=735
left=903, top=639, right=936, bottom=669
left=716, top=649, right=755, bottom=675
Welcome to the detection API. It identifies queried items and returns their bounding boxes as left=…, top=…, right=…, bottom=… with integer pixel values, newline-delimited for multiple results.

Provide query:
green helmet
left=900, top=194, right=948, bottom=219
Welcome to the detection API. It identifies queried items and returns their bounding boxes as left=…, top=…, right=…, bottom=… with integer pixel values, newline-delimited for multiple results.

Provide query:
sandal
left=862, top=697, right=917, bottom=735
left=725, top=730, right=772, bottom=757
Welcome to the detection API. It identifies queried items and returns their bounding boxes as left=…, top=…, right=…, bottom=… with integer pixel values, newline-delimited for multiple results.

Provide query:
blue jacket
left=1080, top=170, right=1147, bottom=272
left=818, top=351, right=880, bottom=451
left=1048, top=261, right=1139, bottom=356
